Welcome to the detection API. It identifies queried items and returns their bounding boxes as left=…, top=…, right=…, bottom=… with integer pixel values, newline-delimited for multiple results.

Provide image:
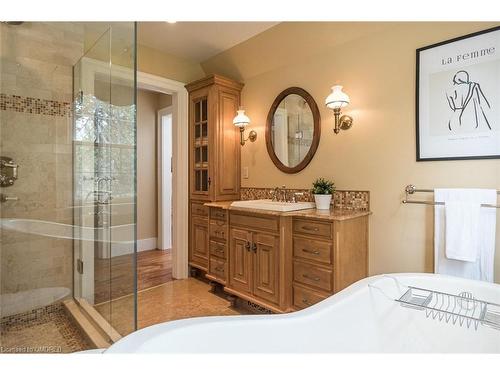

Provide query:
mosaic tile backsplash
left=240, top=187, right=370, bottom=211
left=0, top=93, right=71, bottom=117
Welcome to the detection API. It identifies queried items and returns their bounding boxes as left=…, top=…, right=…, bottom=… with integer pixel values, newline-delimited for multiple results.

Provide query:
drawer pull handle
left=302, top=248, right=320, bottom=255
left=301, top=225, right=319, bottom=232
left=215, top=247, right=224, bottom=253
left=302, top=298, right=311, bottom=306
left=302, top=274, right=320, bottom=282
left=215, top=267, right=224, bottom=272
left=215, top=213, right=225, bottom=218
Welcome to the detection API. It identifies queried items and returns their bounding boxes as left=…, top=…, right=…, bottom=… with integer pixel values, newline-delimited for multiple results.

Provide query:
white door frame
left=137, top=72, right=189, bottom=280
left=157, top=106, right=173, bottom=251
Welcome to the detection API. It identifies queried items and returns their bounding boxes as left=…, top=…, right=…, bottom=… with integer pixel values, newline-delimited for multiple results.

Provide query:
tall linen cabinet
left=186, top=75, right=243, bottom=272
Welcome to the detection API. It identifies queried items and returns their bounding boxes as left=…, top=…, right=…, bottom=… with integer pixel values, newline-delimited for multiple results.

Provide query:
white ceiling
left=137, top=22, right=278, bottom=62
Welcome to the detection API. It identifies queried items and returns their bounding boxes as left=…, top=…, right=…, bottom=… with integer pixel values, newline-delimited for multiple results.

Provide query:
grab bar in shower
left=402, top=184, right=500, bottom=208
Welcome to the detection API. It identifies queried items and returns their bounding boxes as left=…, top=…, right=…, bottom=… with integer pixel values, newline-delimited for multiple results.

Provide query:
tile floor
left=95, top=277, right=250, bottom=335
left=0, top=303, right=90, bottom=353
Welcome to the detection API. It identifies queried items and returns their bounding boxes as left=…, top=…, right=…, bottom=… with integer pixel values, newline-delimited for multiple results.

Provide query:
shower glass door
left=73, top=23, right=137, bottom=337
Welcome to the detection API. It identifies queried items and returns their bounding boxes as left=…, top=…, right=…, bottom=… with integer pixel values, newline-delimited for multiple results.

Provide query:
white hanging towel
left=434, top=188, right=497, bottom=282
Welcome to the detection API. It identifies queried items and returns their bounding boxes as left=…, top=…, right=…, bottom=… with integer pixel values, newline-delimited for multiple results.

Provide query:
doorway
left=158, top=106, right=173, bottom=251
left=134, top=89, right=173, bottom=291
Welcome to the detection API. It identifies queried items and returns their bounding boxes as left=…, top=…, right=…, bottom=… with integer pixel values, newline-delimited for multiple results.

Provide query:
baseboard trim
left=138, top=237, right=157, bottom=252
left=108, top=237, right=157, bottom=258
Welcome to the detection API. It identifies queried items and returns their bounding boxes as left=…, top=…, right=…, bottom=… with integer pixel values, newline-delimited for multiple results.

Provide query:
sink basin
left=230, top=199, right=315, bottom=212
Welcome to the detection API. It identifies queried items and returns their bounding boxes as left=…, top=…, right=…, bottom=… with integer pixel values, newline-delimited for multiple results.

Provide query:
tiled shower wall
left=0, top=23, right=84, bottom=314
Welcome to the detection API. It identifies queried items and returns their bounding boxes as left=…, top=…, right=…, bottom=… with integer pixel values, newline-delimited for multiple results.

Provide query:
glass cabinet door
left=193, top=97, right=209, bottom=194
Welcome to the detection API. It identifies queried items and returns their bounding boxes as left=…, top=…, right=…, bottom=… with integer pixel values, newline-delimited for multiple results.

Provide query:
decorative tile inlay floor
left=0, top=302, right=90, bottom=353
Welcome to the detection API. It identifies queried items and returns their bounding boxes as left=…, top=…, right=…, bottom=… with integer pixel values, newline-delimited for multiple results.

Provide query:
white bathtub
left=0, top=218, right=135, bottom=244
left=105, top=273, right=500, bottom=353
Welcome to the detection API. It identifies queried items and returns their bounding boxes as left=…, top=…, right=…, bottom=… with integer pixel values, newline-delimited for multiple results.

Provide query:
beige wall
left=138, top=44, right=205, bottom=83
left=137, top=89, right=172, bottom=240
left=202, top=22, right=500, bottom=283
left=83, top=23, right=205, bottom=84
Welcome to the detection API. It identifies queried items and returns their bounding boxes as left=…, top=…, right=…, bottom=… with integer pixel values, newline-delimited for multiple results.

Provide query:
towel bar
left=401, top=184, right=500, bottom=208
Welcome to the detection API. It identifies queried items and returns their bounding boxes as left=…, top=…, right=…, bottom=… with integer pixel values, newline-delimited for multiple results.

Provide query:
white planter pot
left=314, top=194, right=332, bottom=210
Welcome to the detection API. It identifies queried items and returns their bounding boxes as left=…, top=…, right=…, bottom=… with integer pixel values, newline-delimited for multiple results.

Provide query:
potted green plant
left=312, top=177, right=335, bottom=210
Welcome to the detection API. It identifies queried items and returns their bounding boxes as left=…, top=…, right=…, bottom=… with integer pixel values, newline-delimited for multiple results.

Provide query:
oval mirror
left=265, top=87, right=321, bottom=173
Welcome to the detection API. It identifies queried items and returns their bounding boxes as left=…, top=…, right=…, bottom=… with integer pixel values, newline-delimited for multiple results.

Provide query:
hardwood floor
left=94, top=249, right=173, bottom=304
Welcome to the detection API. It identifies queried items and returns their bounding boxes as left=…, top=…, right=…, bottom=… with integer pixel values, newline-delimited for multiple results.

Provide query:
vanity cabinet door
left=252, top=232, right=280, bottom=304
left=229, top=228, right=252, bottom=294
left=190, top=216, right=209, bottom=270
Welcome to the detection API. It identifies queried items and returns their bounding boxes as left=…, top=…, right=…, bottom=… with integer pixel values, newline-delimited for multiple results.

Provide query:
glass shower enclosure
left=0, top=22, right=137, bottom=352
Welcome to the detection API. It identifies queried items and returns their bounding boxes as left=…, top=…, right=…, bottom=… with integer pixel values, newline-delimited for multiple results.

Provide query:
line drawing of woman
left=446, top=70, right=492, bottom=131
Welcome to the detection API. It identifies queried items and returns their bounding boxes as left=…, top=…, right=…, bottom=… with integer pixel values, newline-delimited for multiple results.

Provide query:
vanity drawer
left=293, top=237, right=332, bottom=265
left=230, top=212, right=279, bottom=233
left=209, top=240, right=227, bottom=259
left=210, top=207, right=227, bottom=221
left=293, top=219, right=332, bottom=239
left=293, top=261, right=333, bottom=292
left=209, top=257, right=227, bottom=280
left=293, top=285, right=329, bottom=309
left=209, top=220, right=227, bottom=241
left=191, top=202, right=209, bottom=217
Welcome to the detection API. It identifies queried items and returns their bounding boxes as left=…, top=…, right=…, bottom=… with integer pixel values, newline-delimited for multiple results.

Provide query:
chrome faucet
left=271, top=185, right=289, bottom=202
left=271, top=186, right=280, bottom=202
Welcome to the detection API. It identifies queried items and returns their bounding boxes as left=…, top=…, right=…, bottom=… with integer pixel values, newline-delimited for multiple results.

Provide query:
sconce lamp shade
left=233, top=109, right=250, bottom=128
left=325, top=85, right=350, bottom=109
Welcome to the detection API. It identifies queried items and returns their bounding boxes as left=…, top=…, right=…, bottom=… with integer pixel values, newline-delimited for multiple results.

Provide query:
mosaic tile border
left=0, top=93, right=71, bottom=117
left=240, top=187, right=370, bottom=211
left=0, top=302, right=90, bottom=353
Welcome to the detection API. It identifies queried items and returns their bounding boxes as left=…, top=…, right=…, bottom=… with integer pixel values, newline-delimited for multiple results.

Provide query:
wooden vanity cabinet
left=291, top=215, right=369, bottom=310
left=189, top=202, right=209, bottom=271
left=186, top=75, right=243, bottom=273
left=252, top=232, right=280, bottom=304
left=226, top=212, right=289, bottom=313
left=222, top=209, right=369, bottom=313
left=206, top=207, right=229, bottom=284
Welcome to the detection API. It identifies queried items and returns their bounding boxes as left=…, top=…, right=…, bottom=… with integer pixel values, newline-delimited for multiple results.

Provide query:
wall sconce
left=325, top=85, right=353, bottom=134
left=233, top=108, right=257, bottom=146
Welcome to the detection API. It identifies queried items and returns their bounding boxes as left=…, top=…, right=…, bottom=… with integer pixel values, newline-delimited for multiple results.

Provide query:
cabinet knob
left=251, top=243, right=257, bottom=252
left=245, top=241, right=251, bottom=250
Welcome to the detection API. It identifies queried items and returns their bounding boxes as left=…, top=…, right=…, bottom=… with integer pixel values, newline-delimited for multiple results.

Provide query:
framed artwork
left=416, top=26, right=500, bottom=161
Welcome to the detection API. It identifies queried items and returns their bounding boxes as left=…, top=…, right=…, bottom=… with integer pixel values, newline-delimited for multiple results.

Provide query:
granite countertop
left=204, top=201, right=371, bottom=221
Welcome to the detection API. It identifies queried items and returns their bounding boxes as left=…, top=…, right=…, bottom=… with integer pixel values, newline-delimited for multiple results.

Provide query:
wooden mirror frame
left=265, top=87, right=321, bottom=174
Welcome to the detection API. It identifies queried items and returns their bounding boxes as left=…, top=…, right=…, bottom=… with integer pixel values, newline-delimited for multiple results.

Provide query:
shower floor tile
left=0, top=303, right=91, bottom=354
